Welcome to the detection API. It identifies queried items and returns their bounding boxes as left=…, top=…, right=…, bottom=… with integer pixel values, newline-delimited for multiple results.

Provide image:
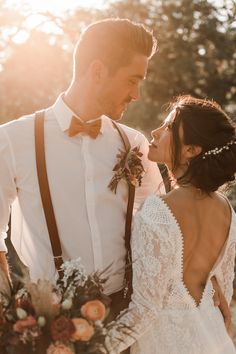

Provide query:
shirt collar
left=51, top=93, right=107, bottom=134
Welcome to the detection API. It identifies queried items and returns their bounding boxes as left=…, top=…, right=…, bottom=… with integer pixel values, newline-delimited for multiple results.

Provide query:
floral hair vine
left=108, top=146, right=145, bottom=193
left=202, top=140, right=236, bottom=159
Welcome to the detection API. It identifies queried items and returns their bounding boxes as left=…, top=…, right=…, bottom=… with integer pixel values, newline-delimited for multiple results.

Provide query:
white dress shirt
left=0, top=94, right=164, bottom=294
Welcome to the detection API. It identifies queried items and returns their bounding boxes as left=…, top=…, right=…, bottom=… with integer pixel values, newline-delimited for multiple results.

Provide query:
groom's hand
left=211, top=276, right=233, bottom=337
left=0, top=251, right=13, bottom=293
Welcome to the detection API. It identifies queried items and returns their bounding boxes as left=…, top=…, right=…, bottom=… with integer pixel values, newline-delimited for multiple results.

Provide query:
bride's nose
left=151, top=128, right=159, bottom=139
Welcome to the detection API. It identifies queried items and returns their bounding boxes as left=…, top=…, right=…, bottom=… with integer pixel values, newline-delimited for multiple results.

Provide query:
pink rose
left=13, top=315, right=37, bottom=333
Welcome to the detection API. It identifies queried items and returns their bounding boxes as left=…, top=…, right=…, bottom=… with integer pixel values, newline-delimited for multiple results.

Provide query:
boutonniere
left=108, top=146, right=145, bottom=193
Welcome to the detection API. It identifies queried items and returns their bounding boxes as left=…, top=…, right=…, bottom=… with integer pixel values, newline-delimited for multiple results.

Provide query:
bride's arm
left=212, top=240, right=236, bottom=337
left=106, top=212, right=175, bottom=353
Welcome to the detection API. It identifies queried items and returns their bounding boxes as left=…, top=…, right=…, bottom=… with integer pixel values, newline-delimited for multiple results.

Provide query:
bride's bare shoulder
left=160, top=188, right=183, bottom=207
left=161, top=188, right=232, bottom=220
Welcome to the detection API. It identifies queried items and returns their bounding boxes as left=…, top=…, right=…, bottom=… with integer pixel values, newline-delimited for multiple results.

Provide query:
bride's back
left=163, top=189, right=232, bottom=305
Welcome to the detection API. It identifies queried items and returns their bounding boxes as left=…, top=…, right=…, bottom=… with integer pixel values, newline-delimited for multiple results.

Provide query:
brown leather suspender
left=35, top=111, right=64, bottom=277
left=112, top=121, right=135, bottom=299
left=35, top=111, right=135, bottom=296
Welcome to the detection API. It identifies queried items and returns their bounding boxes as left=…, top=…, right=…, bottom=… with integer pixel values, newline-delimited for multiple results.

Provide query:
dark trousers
left=109, top=290, right=131, bottom=354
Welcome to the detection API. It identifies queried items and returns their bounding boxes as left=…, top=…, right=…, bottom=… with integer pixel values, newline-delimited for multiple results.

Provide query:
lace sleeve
left=215, top=239, right=236, bottom=305
left=106, top=199, right=176, bottom=353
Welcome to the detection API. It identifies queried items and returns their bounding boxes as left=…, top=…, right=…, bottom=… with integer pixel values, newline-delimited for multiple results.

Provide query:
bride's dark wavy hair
left=169, top=95, right=236, bottom=193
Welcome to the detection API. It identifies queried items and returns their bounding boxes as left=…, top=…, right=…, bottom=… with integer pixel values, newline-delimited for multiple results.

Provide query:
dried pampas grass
left=27, top=280, right=60, bottom=321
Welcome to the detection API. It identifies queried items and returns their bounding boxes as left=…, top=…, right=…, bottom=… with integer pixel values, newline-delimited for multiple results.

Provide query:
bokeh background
left=1, top=0, right=236, bottom=342
left=0, top=0, right=235, bottom=205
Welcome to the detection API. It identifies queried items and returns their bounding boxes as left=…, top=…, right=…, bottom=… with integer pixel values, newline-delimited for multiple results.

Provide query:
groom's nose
left=130, top=85, right=140, bottom=101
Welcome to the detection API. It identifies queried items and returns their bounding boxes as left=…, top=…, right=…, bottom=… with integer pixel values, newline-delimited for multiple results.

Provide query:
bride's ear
left=184, top=145, right=202, bottom=160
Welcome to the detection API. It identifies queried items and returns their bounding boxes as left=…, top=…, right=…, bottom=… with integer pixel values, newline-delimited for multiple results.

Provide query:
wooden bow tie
left=68, top=116, right=102, bottom=139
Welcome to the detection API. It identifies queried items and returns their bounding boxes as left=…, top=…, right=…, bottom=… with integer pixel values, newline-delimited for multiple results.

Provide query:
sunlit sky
left=3, top=0, right=232, bottom=45
left=3, top=0, right=109, bottom=45
left=6, top=0, right=107, bottom=12
left=5, top=0, right=225, bottom=13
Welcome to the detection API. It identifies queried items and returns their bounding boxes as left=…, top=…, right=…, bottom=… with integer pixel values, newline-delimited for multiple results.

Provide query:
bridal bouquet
left=0, top=259, right=120, bottom=354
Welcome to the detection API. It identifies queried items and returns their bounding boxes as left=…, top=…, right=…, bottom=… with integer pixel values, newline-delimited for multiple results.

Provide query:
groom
left=0, top=18, right=163, bottom=343
left=0, top=18, right=232, bottom=350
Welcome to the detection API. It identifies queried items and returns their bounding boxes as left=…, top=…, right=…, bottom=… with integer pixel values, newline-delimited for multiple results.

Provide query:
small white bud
left=61, top=298, right=73, bottom=310
left=38, top=316, right=46, bottom=327
left=16, top=308, right=27, bottom=319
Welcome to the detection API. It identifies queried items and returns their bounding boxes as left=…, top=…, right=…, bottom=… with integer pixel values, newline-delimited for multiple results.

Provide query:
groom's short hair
left=73, top=18, right=157, bottom=78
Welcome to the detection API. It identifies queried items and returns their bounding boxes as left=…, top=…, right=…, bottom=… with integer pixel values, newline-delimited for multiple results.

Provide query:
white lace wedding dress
left=107, top=195, right=236, bottom=354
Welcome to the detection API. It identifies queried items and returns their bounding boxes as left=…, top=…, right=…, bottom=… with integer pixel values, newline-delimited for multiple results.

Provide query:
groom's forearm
left=211, top=276, right=232, bottom=336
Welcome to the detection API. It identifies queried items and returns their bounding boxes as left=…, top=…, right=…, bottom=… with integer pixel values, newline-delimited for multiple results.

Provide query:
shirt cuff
left=0, top=232, right=8, bottom=252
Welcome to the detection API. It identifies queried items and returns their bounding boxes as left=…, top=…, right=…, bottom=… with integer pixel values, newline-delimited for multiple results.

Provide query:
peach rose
left=71, top=318, right=94, bottom=341
left=81, top=300, right=106, bottom=321
left=46, top=342, right=74, bottom=354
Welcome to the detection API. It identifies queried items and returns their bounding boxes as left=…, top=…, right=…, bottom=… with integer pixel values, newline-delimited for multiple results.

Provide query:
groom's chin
left=107, top=111, right=124, bottom=121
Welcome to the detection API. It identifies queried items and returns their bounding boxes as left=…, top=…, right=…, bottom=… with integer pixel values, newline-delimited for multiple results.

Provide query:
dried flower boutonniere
left=108, top=146, right=145, bottom=193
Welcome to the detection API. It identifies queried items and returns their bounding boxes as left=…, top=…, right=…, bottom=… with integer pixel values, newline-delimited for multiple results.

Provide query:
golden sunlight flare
left=6, top=0, right=106, bottom=13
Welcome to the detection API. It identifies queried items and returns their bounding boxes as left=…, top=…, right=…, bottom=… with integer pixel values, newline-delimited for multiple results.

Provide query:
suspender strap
left=112, top=121, right=135, bottom=298
left=34, top=111, right=63, bottom=276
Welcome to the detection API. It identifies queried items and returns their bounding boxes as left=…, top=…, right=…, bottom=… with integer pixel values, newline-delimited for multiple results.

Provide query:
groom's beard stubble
left=104, top=97, right=132, bottom=121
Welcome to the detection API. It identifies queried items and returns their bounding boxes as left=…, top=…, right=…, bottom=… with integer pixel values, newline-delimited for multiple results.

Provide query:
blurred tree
left=0, top=0, right=25, bottom=53
left=0, top=5, right=101, bottom=123
left=106, top=0, right=236, bottom=132
left=0, top=30, right=71, bottom=121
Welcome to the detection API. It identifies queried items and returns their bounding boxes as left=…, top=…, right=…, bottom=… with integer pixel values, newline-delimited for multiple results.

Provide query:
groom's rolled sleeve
left=0, top=126, right=17, bottom=252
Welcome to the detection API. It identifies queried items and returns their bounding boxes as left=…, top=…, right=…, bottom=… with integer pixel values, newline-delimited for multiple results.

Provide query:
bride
left=107, top=95, right=236, bottom=354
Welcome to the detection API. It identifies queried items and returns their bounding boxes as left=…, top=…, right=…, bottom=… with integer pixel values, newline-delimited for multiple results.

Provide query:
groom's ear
left=89, top=60, right=107, bottom=83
